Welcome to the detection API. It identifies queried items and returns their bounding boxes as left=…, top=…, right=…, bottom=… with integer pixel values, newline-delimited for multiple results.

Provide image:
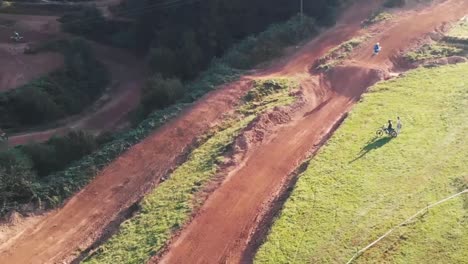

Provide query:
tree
left=0, top=149, right=37, bottom=207
left=139, top=75, right=184, bottom=117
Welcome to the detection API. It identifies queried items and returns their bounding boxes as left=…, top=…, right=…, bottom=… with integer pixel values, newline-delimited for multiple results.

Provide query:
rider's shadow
left=349, top=136, right=393, bottom=164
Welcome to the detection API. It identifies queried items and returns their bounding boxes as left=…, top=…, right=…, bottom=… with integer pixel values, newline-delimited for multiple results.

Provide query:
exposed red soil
left=156, top=1, right=468, bottom=263
left=1, top=0, right=467, bottom=263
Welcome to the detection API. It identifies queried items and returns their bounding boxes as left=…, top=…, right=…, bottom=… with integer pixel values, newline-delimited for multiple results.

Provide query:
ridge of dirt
left=150, top=83, right=308, bottom=263
left=240, top=110, right=350, bottom=263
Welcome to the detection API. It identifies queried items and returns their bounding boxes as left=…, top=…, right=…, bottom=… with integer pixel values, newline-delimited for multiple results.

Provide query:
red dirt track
left=1, top=0, right=467, bottom=263
left=157, top=0, right=468, bottom=263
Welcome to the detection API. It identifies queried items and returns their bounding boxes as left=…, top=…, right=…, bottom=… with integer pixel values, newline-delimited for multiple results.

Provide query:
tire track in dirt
left=156, top=1, right=468, bottom=263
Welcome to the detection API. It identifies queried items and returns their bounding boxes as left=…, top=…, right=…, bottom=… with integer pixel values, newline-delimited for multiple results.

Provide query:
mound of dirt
left=232, top=107, right=292, bottom=157
left=327, top=64, right=388, bottom=99
left=424, top=55, right=467, bottom=67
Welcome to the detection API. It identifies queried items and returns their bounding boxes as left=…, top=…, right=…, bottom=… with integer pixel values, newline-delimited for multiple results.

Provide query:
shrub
left=223, top=15, right=318, bottom=69
left=59, top=6, right=106, bottom=36
left=0, top=149, right=37, bottom=211
left=138, top=75, right=185, bottom=118
left=384, top=0, right=406, bottom=8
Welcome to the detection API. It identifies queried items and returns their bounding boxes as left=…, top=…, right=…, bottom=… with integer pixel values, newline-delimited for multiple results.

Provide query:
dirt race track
left=1, top=0, right=467, bottom=263
left=0, top=13, right=145, bottom=145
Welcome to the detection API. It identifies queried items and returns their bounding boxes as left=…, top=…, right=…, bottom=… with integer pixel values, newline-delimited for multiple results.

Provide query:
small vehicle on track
left=0, top=131, right=8, bottom=142
left=10, top=32, right=24, bottom=42
left=376, top=125, right=398, bottom=137
left=373, top=42, right=381, bottom=56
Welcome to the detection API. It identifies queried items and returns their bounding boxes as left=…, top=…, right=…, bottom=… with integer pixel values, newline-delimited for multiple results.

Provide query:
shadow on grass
left=350, top=136, right=393, bottom=163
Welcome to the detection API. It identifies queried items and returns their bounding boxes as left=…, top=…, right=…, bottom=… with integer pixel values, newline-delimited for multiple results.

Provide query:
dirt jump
left=0, top=0, right=467, bottom=263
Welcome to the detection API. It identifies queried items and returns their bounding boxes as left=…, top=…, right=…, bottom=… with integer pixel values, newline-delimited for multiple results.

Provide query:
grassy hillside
left=83, top=79, right=297, bottom=264
left=255, top=63, right=468, bottom=263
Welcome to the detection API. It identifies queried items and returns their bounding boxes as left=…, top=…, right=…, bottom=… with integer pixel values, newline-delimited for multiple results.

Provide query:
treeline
left=59, top=0, right=351, bottom=120
left=0, top=131, right=112, bottom=213
left=0, top=39, right=108, bottom=131
left=63, top=0, right=350, bottom=76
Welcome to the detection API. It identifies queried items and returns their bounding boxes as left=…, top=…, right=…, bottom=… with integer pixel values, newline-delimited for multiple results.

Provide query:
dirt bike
left=373, top=47, right=381, bottom=56
left=376, top=126, right=398, bottom=137
left=10, top=35, right=24, bottom=42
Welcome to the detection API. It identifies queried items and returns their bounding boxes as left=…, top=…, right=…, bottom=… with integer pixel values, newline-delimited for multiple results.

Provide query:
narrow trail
left=157, top=1, right=468, bottom=263
left=0, top=0, right=467, bottom=263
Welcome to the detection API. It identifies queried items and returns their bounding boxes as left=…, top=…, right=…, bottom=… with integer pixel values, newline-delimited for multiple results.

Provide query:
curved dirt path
left=0, top=0, right=467, bottom=263
left=8, top=42, right=146, bottom=146
left=157, top=0, right=468, bottom=263
left=0, top=13, right=145, bottom=145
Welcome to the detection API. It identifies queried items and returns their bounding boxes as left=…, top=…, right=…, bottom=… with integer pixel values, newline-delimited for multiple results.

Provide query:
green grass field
left=83, top=79, right=297, bottom=264
left=255, top=63, right=468, bottom=263
left=447, top=18, right=468, bottom=39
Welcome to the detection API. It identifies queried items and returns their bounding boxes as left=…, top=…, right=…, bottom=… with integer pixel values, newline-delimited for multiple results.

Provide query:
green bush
left=0, top=149, right=37, bottom=210
left=137, top=75, right=185, bottom=118
left=59, top=6, right=106, bottom=36
left=384, top=0, right=405, bottom=8
left=223, top=15, right=318, bottom=69
left=0, top=130, right=109, bottom=213
left=405, top=43, right=464, bottom=62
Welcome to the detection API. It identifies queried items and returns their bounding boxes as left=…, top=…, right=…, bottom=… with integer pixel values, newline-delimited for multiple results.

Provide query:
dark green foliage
left=61, top=0, right=350, bottom=80
left=0, top=149, right=37, bottom=209
left=223, top=15, right=317, bottom=69
left=0, top=131, right=110, bottom=213
left=0, top=38, right=108, bottom=131
left=384, top=0, right=406, bottom=8
left=59, top=6, right=106, bottom=36
left=138, top=75, right=185, bottom=118
left=244, top=80, right=288, bottom=102
left=21, top=131, right=99, bottom=177
left=59, top=7, right=136, bottom=50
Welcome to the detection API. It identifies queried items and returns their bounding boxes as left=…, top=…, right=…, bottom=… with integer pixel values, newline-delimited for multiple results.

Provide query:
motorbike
left=10, top=35, right=24, bottom=42
left=376, top=126, right=398, bottom=137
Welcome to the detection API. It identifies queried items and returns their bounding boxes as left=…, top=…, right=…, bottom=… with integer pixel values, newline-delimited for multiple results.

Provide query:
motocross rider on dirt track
left=374, top=42, right=381, bottom=55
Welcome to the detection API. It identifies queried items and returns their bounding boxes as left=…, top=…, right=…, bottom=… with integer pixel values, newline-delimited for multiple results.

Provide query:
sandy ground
left=0, top=0, right=467, bottom=263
